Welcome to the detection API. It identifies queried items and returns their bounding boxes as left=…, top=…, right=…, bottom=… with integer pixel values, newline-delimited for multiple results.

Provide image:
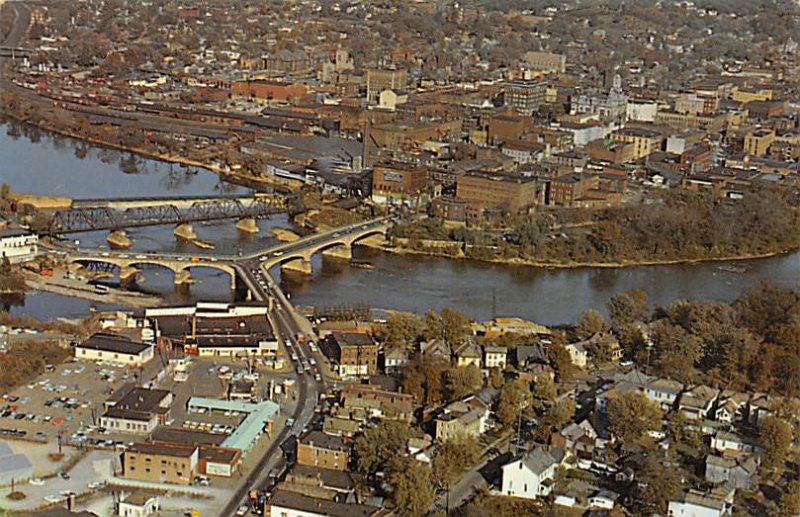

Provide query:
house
left=644, top=378, right=684, bottom=410
left=435, top=397, right=489, bottom=442
left=100, top=385, right=172, bottom=434
left=710, top=431, right=760, bottom=454
left=281, top=465, right=356, bottom=501
left=746, top=393, right=780, bottom=427
left=322, top=332, right=380, bottom=379
left=337, top=383, right=415, bottom=423
left=679, top=385, right=720, bottom=421
left=713, top=391, right=748, bottom=424
left=383, top=347, right=409, bottom=374
left=266, top=489, right=381, bottom=517
left=117, top=491, right=160, bottom=517
left=454, top=342, right=482, bottom=368
left=515, top=344, right=549, bottom=368
left=704, top=454, right=758, bottom=489
left=408, top=435, right=434, bottom=464
left=500, top=446, right=564, bottom=500
left=322, top=416, right=360, bottom=438
left=576, top=331, right=624, bottom=362
left=589, top=489, right=619, bottom=510
left=297, top=431, right=350, bottom=471
left=0, top=226, right=38, bottom=263
left=419, top=339, right=451, bottom=360
left=75, top=333, right=154, bottom=367
left=668, top=490, right=732, bottom=517
left=564, top=342, right=588, bottom=368
left=484, top=345, right=508, bottom=369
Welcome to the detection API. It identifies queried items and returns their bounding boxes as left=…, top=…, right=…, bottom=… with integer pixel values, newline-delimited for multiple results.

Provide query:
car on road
left=44, top=495, right=65, bottom=504
left=236, top=506, right=250, bottom=516
left=315, top=373, right=322, bottom=382
left=59, top=472, right=70, bottom=480
left=29, top=478, right=45, bottom=486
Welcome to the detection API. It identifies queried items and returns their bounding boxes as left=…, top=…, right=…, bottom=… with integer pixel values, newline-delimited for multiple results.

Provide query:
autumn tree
left=390, top=458, right=436, bottom=516
left=496, top=378, right=533, bottom=427
left=433, top=433, right=481, bottom=492
left=447, top=363, right=482, bottom=401
left=607, top=289, right=649, bottom=328
left=575, top=309, right=610, bottom=340
left=354, top=421, right=420, bottom=475
left=635, top=452, right=684, bottom=513
left=649, top=319, right=701, bottom=384
left=775, top=481, right=800, bottom=517
left=401, top=356, right=451, bottom=405
left=607, top=392, right=663, bottom=444
left=383, top=312, right=423, bottom=349
left=760, top=416, right=793, bottom=469
left=534, top=399, right=576, bottom=442
left=423, top=308, right=471, bottom=345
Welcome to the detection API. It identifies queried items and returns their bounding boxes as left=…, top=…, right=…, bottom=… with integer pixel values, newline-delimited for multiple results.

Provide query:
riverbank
left=25, top=276, right=161, bottom=308
left=359, top=239, right=800, bottom=270
left=0, top=112, right=301, bottom=193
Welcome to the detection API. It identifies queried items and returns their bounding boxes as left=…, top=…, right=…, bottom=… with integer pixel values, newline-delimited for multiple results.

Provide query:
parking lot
left=0, top=358, right=147, bottom=444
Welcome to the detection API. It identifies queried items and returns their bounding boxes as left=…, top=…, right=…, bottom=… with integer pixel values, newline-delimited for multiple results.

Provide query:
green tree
left=760, top=416, right=793, bottom=469
left=390, top=458, right=436, bottom=516
left=607, top=391, right=663, bottom=444
left=575, top=309, right=610, bottom=340
left=496, top=378, right=533, bottom=427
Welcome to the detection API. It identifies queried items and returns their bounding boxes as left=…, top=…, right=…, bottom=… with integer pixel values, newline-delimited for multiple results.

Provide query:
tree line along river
left=1, top=121, right=798, bottom=324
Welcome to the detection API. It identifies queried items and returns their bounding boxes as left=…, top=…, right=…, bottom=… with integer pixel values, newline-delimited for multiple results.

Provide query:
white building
left=484, top=345, right=508, bottom=369
left=564, top=342, right=588, bottom=367
left=500, top=446, right=562, bottom=500
left=668, top=490, right=731, bottom=517
left=118, top=491, right=160, bottom=517
left=75, top=333, right=154, bottom=366
left=0, top=227, right=38, bottom=263
left=626, top=99, right=658, bottom=122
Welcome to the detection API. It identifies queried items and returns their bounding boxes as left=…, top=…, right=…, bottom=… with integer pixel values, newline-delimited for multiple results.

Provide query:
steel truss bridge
left=47, top=197, right=285, bottom=234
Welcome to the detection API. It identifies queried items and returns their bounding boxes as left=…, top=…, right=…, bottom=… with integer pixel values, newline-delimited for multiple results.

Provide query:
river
left=1, top=120, right=798, bottom=325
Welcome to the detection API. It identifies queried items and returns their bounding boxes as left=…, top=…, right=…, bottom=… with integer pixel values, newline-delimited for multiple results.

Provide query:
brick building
left=297, top=431, right=350, bottom=471
left=322, top=332, right=379, bottom=378
left=122, top=443, right=198, bottom=486
left=371, top=164, right=428, bottom=205
left=231, top=81, right=308, bottom=103
left=455, top=172, right=538, bottom=221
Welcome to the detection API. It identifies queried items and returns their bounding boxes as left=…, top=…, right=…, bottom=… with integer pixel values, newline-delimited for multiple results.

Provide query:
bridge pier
left=281, top=258, right=312, bottom=275
left=174, top=270, right=193, bottom=286
left=235, top=217, right=259, bottom=234
left=321, top=244, right=353, bottom=261
left=119, top=266, right=139, bottom=287
left=174, top=224, right=197, bottom=241
left=106, top=230, right=132, bottom=250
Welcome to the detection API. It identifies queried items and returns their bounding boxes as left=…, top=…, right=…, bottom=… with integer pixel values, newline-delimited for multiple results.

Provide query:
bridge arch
left=179, top=263, right=237, bottom=289
left=349, top=228, right=389, bottom=246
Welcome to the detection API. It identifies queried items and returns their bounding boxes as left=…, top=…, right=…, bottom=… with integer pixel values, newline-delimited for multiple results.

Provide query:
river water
left=1, top=121, right=798, bottom=324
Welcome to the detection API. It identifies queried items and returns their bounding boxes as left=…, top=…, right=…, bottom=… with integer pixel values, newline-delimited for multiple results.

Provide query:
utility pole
left=515, top=399, right=524, bottom=455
